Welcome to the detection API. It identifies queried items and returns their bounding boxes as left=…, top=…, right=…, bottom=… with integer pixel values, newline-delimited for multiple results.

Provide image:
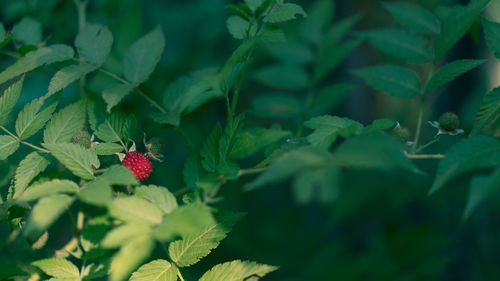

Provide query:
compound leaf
left=0, top=76, right=24, bottom=124
left=43, top=100, right=86, bottom=144
left=199, top=260, right=277, bottom=281
left=75, top=23, right=113, bottom=66
left=13, top=152, right=50, bottom=199
left=425, top=59, right=486, bottom=93
left=130, top=260, right=177, bottom=281
left=382, top=2, right=440, bottom=34
left=43, top=143, right=100, bottom=180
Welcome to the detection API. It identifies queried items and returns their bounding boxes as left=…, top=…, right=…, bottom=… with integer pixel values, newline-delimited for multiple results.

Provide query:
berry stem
left=415, top=136, right=441, bottom=153
left=406, top=154, right=445, bottom=159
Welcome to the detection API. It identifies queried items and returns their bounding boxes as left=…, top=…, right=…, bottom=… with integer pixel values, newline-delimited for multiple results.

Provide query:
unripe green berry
left=439, top=112, right=460, bottom=131
left=71, top=130, right=91, bottom=148
left=146, top=137, right=163, bottom=156
left=391, top=126, right=410, bottom=143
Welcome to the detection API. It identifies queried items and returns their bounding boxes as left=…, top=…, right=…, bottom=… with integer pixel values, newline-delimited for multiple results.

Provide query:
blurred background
left=1, top=0, right=500, bottom=280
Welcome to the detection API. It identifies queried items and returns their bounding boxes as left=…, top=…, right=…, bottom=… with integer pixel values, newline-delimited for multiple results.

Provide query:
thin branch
left=407, top=154, right=445, bottom=159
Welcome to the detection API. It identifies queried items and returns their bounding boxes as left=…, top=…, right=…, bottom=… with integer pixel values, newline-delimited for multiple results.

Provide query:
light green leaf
left=251, top=94, right=303, bottom=119
left=15, top=97, right=58, bottom=140
left=109, top=196, right=164, bottom=225
left=43, top=100, right=86, bottom=144
left=130, top=260, right=177, bottom=281
left=13, top=152, right=50, bottom=199
left=230, top=128, right=290, bottom=159
left=91, top=142, right=125, bottom=155
left=75, top=23, right=113, bottom=66
left=16, top=179, right=78, bottom=203
left=32, top=258, right=79, bottom=279
left=169, top=211, right=244, bottom=267
left=0, top=76, right=24, bottom=124
left=124, top=26, right=165, bottom=85
left=45, top=63, right=96, bottom=99
left=102, top=83, right=135, bottom=112
left=434, top=0, right=491, bottom=59
left=43, top=143, right=100, bottom=180
left=135, top=185, right=177, bottom=214
left=382, top=2, right=441, bottom=34
left=304, top=115, right=364, bottom=149
left=253, top=64, right=309, bottom=90
left=199, top=260, right=277, bottom=281
left=425, top=59, right=486, bottom=93
left=101, top=223, right=151, bottom=249
left=226, top=16, right=252, bottom=40
left=361, top=28, right=434, bottom=64
left=429, top=136, right=500, bottom=195
left=464, top=166, right=500, bottom=219
left=483, top=18, right=500, bottom=59
left=24, top=194, right=74, bottom=241
left=110, top=235, right=154, bottom=281
left=78, top=179, right=112, bottom=206
left=352, top=64, right=422, bottom=98
left=264, top=3, right=306, bottom=23
left=98, top=165, right=138, bottom=186
left=471, top=86, right=500, bottom=135
left=0, top=44, right=74, bottom=85
left=314, top=39, right=361, bottom=83
left=0, top=135, right=19, bottom=160
left=12, top=17, right=42, bottom=46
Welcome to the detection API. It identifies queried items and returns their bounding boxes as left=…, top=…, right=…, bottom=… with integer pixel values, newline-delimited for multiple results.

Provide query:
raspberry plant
left=0, top=0, right=500, bottom=280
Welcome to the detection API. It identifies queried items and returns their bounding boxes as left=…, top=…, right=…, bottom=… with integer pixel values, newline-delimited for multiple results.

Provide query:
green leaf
left=361, top=119, right=396, bottom=134
left=266, top=41, right=314, bottom=65
left=130, top=260, right=177, bottom=281
left=309, top=83, right=354, bottom=116
left=219, top=114, right=244, bottom=161
left=183, top=153, right=204, bottom=190
left=43, top=100, right=86, bottom=144
left=263, top=3, right=306, bottom=23
left=124, top=26, right=165, bottom=85
left=91, top=142, right=124, bottom=155
left=24, top=194, right=74, bottom=241
left=434, top=0, right=491, bottom=60
left=257, top=25, right=287, bottom=44
left=382, top=2, right=441, bottom=34
left=314, top=38, right=361, bottom=83
left=199, top=260, right=277, bottom=281
left=12, top=17, right=42, bottom=46
left=45, top=63, right=97, bottom=99
left=0, top=135, right=19, bottom=160
left=429, top=136, right=500, bottom=195
left=293, top=167, right=340, bottom=204
left=43, top=143, right=100, bottom=180
left=102, top=83, right=135, bottom=112
left=300, top=0, right=335, bottom=44
left=230, top=128, right=291, bottom=158
left=110, top=235, right=154, bottom=281
left=304, top=115, right=364, bottom=149
left=13, top=152, right=50, bottom=199
left=471, top=86, right=500, bottom=135
left=16, top=179, right=78, bottom=203
left=78, top=179, right=112, bottom=206
left=169, top=211, right=244, bottom=267
left=99, top=165, right=139, bottom=186
left=15, top=97, right=58, bottom=139
left=352, top=64, right=422, bottom=98
left=32, top=258, right=79, bottom=279
left=251, top=94, right=303, bottom=119
left=226, top=16, right=253, bottom=40
left=101, top=223, right=151, bottom=248
left=109, top=196, right=164, bottom=225
left=75, top=23, right=113, bottom=66
left=201, top=124, right=222, bottom=173
left=360, top=28, right=434, bottom=64
left=88, top=98, right=135, bottom=144
left=253, top=64, right=309, bottom=90
left=0, top=44, right=74, bottom=85
left=464, top=166, right=500, bottom=219
left=135, top=185, right=178, bottom=214
left=483, top=18, right=500, bottom=59
left=425, top=59, right=486, bottom=93
left=150, top=112, right=181, bottom=127
left=0, top=75, right=24, bottom=124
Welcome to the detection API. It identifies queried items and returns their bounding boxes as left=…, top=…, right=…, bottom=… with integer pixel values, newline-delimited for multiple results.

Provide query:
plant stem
left=174, top=186, right=191, bottom=197
left=416, top=136, right=441, bottom=153
left=237, top=167, right=266, bottom=177
left=176, top=267, right=186, bottom=281
left=411, top=98, right=425, bottom=153
left=73, top=0, right=88, bottom=98
left=406, top=154, right=445, bottom=159
left=0, top=125, right=17, bottom=138
left=174, top=127, right=195, bottom=149
left=20, top=141, right=50, bottom=153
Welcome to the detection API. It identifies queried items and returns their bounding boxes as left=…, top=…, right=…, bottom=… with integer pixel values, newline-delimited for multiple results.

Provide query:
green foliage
left=75, top=24, right=113, bottom=66
left=32, top=258, right=80, bottom=279
left=13, top=152, right=50, bottom=199
left=43, top=100, right=86, bottom=144
left=352, top=65, right=421, bottom=98
left=199, top=260, right=277, bottom=281
left=425, top=59, right=486, bottom=93
left=130, top=259, right=177, bottom=281
left=15, top=97, right=58, bottom=140
left=0, top=76, right=24, bottom=124
left=471, top=86, right=500, bottom=135
left=483, top=17, right=500, bottom=59
left=381, top=2, right=441, bottom=34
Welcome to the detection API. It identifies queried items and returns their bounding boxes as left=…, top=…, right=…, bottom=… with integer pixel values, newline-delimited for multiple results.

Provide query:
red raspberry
left=122, top=151, right=153, bottom=180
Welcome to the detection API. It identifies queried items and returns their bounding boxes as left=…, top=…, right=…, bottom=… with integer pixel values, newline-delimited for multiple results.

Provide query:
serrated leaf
left=361, top=119, right=396, bottom=134
left=15, top=97, right=58, bottom=139
left=135, top=185, right=178, bottom=214
left=201, top=124, right=222, bottom=173
left=109, top=196, right=164, bottom=225
left=12, top=17, right=42, bottom=46
left=110, top=235, right=154, bottom=281
left=304, top=115, right=364, bottom=149
left=16, top=179, right=78, bottom=202
left=219, top=114, right=244, bottom=161
left=314, top=38, right=361, bottom=83
left=471, top=86, right=500, bottom=135
left=0, top=75, right=24, bottom=124
left=382, top=2, right=440, bottom=34
left=88, top=98, right=135, bottom=144
left=183, top=153, right=204, bottom=190
left=91, top=142, right=124, bottom=155
left=360, top=28, right=434, bottom=64
left=0, top=135, right=19, bottom=160
left=43, top=100, right=86, bottom=144
left=429, top=136, right=500, bottom=195
left=199, top=260, right=277, bottom=281
left=251, top=94, right=303, bottom=119
left=24, top=194, right=74, bottom=241
left=78, top=179, right=112, bottom=206
left=13, top=152, right=50, bottom=199
left=425, top=59, right=485, bottom=93
left=0, top=44, right=74, bottom=85
left=169, top=211, right=244, bottom=267
left=464, top=166, right=500, bottom=219
left=352, top=64, right=422, bottom=98
left=45, top=63, right=96, bottom=99
left=102, top=83, right=135, bottom=112
left=124, top=26, right=165, bottom=85
left=32, top=258, right=79, bottom=279
left=253, top=64, right=309, bottom=90
left=483, top=18, right=500, bottom=59
left=263, top=3, right=306, bottom=23
left=434, top=0, right=491, bottom=60
left=101, top=223, right=151, bottom=249
left=75, top=23, right=113, bottom=66
left=226, top=16, right=252, bottom=40
left=130, top=259, right=177, bottom=281
left=99, top=165, right=138, bottom=186
left=230, top=128, right=290, bottom=158
left=43, top=143, right=100, bottom=180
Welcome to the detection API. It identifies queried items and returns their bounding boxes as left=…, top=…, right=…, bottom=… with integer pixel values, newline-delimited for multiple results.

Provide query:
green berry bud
left=439, top=112, right=460, bottom=131
left=71, top=130, right=91, bottom=148
left=146, top=137, right=163, bottom=156
left=391, top=126, right=410, bottom=143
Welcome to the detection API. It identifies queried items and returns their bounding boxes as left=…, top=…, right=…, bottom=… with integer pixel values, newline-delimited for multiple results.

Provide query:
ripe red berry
left=122, top=151, right=153, bottom=180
